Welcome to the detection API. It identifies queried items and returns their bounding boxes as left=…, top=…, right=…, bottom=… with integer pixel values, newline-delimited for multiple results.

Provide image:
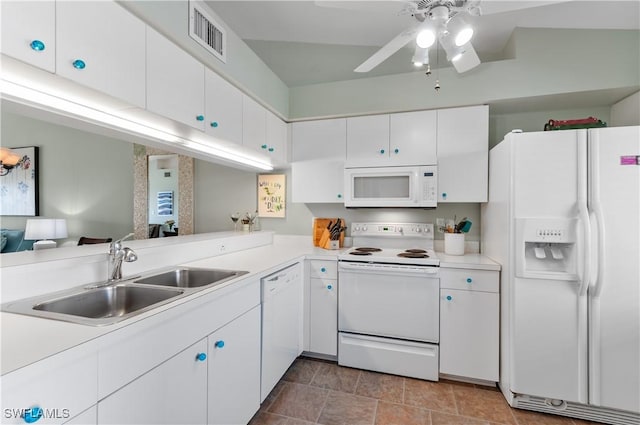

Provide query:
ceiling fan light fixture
left=455, top=27, right=473, bottom=46
left=448, top=16, right=474, bottom=47
left=416, top=29, right=436, bottom=48
left=412, top=46, right=429, bottom=67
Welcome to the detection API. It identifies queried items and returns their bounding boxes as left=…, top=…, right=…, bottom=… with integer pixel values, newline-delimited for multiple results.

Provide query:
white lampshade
left=24, top=219, right=68, bottom=250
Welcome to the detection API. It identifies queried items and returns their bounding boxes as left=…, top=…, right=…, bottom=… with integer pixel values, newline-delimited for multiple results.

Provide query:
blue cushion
left=0, top=229, right=34, bottom=252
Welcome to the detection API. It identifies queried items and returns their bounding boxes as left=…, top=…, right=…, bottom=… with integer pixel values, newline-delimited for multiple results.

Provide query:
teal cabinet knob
left=268, top=147, right=274, bottom=152
left=337, top=194, right=342, bottom=199
left=261, top=144, right=268, bottom=149
left=380, top=149, right=385, bottom=154
left=327, top=284, right=333, bottom=290
left=214, top=340, right=225, bottom=349
left=210, top=121, right=219, bottom=127
left=320, top=267, right=326, bottom=273
left=30, top=40, right=45, bottom=51
left=196, top=115, right=204, bottom=121
left=466, top=278, right=473, bottom=283
left=446, top=295, right=453, bottom=301
left=22, top=407, right=42, bottom=423
left=72, top=59, right=86, bottom=69
left=196, top=352, right=207, bottom=362
left=442, top=192, right=447, bottom=199
left=394, top=148, right=399, bottom=154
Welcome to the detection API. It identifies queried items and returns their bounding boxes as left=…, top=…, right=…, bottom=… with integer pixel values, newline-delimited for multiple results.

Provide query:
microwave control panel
left=420, top=166, right=438, bottom=202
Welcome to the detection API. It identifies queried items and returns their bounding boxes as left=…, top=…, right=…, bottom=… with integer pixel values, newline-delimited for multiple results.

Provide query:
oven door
left=338, top=261, right=440, bottom=343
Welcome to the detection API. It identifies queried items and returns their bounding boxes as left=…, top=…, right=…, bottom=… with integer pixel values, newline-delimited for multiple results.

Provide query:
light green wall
left=289, top=28, right=639, bottom=120
left=118, top=0, right=289, bottom=119
left=0, top=112, right=134, bottom=244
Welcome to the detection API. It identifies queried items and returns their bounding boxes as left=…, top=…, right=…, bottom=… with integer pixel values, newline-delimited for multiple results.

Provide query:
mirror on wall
left=133, top=144, right=194, bottom=240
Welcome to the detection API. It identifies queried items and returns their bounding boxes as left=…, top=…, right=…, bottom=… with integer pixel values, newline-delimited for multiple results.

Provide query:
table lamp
left=24, top=219, right=68, bottom=250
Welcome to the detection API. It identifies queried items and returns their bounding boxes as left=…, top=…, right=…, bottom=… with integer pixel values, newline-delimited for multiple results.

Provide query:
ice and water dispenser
left=515, top=218, right=579, bottom=280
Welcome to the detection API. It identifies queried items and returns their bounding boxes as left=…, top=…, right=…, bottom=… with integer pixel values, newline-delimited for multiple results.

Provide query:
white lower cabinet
left=307, top=259, right=338, bottom=357
left=0, top=341, right=98, bottom=425
left=208, top=306, right=261, bottom=425
left=97, top=339, right=208, bottom=424
left=309, top=277, right=338, bottom=356
left=439, top=268, right=499, bottom=382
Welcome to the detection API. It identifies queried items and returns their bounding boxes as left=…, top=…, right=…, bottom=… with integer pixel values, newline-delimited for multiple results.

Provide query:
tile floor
left=249, top=357, right=603, bottom=425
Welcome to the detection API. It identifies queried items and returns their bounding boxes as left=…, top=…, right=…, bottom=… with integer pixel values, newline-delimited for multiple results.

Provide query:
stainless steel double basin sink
left=2, top=267, right=249, bottom=326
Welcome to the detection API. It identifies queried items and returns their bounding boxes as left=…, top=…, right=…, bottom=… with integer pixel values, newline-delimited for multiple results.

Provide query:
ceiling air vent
left=189, top=1, right=226, bottom=63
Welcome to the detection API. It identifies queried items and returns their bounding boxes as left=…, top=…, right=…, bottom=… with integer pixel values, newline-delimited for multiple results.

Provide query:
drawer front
left=440, top=268, right=499, bottom=293
left=309, top=260, right=337, bottom=279
left=98, top=278, right=260, bottom=399
left=1, top=342, right=98, bottom=424
left=338, top=333, right=438, bottom=381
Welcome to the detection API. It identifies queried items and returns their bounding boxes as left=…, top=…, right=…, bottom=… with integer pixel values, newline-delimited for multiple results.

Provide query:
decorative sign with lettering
left=258, top=174, right=285, bottom=218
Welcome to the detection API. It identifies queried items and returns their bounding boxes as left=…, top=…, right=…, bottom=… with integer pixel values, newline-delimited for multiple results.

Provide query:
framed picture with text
left=258, top=174, right=285, bottom=218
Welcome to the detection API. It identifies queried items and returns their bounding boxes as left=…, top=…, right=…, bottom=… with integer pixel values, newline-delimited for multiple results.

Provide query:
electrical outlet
left=436, top=218, right=445, bottom=232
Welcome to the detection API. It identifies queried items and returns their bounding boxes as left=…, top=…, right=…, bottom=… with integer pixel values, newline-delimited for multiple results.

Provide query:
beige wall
left=611, top=91, right=640, bottom=126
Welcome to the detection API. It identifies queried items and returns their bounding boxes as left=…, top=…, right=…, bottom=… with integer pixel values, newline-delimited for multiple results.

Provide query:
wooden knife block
left=313, top=218, right=345, bottom=249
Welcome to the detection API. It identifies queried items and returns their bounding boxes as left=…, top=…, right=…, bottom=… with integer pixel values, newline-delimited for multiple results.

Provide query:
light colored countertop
left=1, top=234, right=498, bottom=376
left=436, top=252, right=501, bottom=271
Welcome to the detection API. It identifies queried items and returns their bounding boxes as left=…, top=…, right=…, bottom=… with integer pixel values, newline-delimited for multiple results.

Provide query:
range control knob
left=362, top=226, right=368, bottom=232
left=354, top=226, right=360, bottom=232
left=397, top=227, right=403, bottom=233
left=415, top=227, right=422, bottom=233
left=424, top=227, right=431, bottom=233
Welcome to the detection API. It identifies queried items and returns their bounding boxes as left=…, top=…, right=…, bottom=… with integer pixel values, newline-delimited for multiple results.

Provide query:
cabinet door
left=346, top=115, right=390, bottom=166
left=242, top=95, right=267, bottom=149
left=205, top=68, right=242, bottom=145
left=1, top=1, right=55, bottom=73
left=291, top=160, right=345, bottom=203
left=208, top=306, right=261, bottom=425
left=291, top=118, right=346, bottom=161
left=440, top=289, right=498, bottom=381
left=389, top=110, right=437, bottom=166
left=437, top=105, right=489, bottom=202
left=309, top=278, right=338, bottom=356
left=265, top=110, right=288, bottom=164
left=56, top=1, right=145, bottom=108
left=147, top=26, right=205, bottom=130
left=98, top=339, right=208, bottom=424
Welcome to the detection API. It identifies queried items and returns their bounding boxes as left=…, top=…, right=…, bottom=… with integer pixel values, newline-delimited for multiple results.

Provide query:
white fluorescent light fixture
left=0, top=80, right=273, bottom=171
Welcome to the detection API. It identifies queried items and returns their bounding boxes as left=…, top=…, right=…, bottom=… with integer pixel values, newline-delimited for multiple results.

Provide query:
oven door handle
left=338, top=262, right=439, bottom=276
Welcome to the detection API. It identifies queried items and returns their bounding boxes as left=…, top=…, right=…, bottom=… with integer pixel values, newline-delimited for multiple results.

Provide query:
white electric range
left=337, top=223, right=441, bottom=381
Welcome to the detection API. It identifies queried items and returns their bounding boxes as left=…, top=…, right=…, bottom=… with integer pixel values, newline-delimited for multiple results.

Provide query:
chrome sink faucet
left=108, top=233, right=138, bottom=282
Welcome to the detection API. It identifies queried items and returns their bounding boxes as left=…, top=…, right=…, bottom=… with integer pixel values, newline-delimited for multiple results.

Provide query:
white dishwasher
left=261, top=262, right=302, bottom=401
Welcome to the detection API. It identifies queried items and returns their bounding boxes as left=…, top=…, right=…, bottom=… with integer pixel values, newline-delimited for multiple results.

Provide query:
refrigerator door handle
left=578, top=203, right=591, bottom=296
left=591, top=204, right=606, bottom=297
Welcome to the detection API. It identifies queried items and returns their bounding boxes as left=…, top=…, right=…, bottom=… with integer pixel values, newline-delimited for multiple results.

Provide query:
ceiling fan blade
left=354, top=27, right=418, bottom=72
left=451, top=42, right=481, bottom=73
left=314, top=1, right=404, bottom=13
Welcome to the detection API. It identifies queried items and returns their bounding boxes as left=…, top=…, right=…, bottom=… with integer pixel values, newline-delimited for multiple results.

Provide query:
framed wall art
left=258, top=174, right=285, bottom=218
left=0, top=146, right=39, bottom=216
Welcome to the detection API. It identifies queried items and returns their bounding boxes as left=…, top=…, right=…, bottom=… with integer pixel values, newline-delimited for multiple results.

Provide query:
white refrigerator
left=482, top=127, right=639, bottom=425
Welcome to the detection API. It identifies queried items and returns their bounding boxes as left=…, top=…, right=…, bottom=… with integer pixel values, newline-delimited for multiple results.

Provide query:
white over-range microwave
left=343, top=165, right=438, bottom=208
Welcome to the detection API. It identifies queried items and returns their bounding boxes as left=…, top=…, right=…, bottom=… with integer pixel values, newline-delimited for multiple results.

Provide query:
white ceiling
left=207, top=0, right=640, bottom=87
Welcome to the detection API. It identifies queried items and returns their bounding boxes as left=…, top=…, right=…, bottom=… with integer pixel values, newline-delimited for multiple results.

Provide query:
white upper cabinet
left=1, top=1, right=56, bottom=73
left=265, top=110, right=288, bottom=164
left=205, top=68, right=243, bottom=145
left=146, top=26, right=205, bottom=131
left=346, top=115, right=390, bottom=166
left=242, top=95, right=267, bottom=149
left=389, top=110, right=437, bottom=165
left=437, top=105, right=489, bottom=202
left=346, top=110, right=437, bottom=167
left=292, top=118, right=346, bottom=162
left=292, top=160, right=345, bottom=203
left=56, top=1, right=146, bottom=108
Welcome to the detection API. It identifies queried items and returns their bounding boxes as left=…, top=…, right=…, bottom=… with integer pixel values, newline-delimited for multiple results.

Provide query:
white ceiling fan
left=353, top=0, right=484, bottom=74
